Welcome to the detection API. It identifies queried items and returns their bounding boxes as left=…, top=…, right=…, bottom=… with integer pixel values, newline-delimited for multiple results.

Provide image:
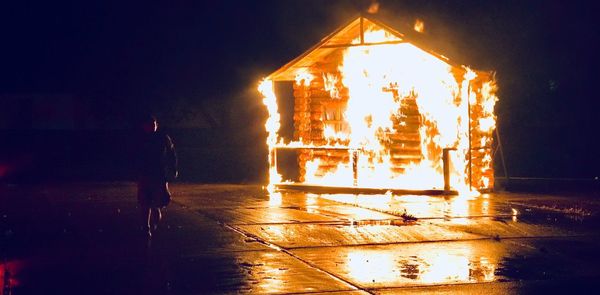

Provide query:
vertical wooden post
left=467, top=81, right=472, bottom=191
left=352, top=150, right=358, bottom=186
left=443, top=148, right=456, bottom=192
left=270, top=148, right=278, bottom=183
left=359, top=17, right=364, bottom=44
left=443, top=148, right=451, bottom=192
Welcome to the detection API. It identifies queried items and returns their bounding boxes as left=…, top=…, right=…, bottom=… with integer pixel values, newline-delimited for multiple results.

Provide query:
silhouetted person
left=135, top=115, right=177, bottom=238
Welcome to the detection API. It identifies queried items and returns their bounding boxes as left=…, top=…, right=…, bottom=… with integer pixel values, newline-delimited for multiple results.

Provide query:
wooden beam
left=320, top=40, right=406, bottom=49
left=266, top=16, right=362, bottom=81
left=360, top=16, right=364, bottom=44
left=275, top=183, right=458, bottom=196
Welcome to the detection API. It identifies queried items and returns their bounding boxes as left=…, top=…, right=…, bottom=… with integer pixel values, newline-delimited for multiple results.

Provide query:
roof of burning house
left=267, top=15, right=486, bottom=81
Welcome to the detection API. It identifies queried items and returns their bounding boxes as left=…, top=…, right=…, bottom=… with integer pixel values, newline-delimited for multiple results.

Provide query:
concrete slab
left=169, top=250, right=356, bottom=294
left=308, top=204, right=399, bottom=220
left=293, top=237, right=600, bottom=290
left=428, top=217, right=576, bottom=239
left=374, top=282, right=522, bottom=295
left=309, top=291, right=371, bottom=295
left=149, top=204, right=271, bottom=254
left=173, top=184, right=267, bottom=209
left=197, top=207, right=339, bottom=225
left=236, top=222, right=483, bottom=249
left=373, top=279, right=600, bottom=294
left=317, top=193, right=520, bottom=219
left=500, top=237, right=600, bottom=280
left=3, top=183, right=600, bottom=294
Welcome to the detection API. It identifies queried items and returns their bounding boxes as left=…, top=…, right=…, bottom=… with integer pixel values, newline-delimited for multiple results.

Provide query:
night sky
left=1, top=0, right=599, bottom=180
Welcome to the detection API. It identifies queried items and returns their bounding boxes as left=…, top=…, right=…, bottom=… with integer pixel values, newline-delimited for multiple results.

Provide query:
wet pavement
left=1, top=183, right=600, bottom=294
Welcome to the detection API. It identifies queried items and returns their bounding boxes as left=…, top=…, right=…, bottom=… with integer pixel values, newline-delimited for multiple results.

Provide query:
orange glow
left=343, top=244, right=496, bottom=285
left=294, top=68, right=314, bottom=87
left=512, top=208, right=519, bottom=222
left=419, top=252, right=470, bottom=283
left=268, top=190, right=283, bottom=207
left=305, top=30, right=473, bottom=193
left=346, top=251, right=396, bottom=284
left=318, top=192, right=478, bottom=223
left=414, top=19, right=425, bottom=33
left=259, top=22, right=498, bottom=194
left=258, top=79, right=282, bottom=192
left=323, top=73, right=341, bottom=99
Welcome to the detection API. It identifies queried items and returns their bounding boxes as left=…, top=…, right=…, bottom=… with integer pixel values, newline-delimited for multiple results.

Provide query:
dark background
left=0, top=0, right=599, bottom=189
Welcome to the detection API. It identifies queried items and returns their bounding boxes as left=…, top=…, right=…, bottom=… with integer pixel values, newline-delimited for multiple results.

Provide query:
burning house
left=258, top=16, right=498, bottom=194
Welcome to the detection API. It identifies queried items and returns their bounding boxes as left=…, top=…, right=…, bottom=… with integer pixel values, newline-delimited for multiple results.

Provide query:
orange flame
left=294, top=68, right=314, bottom=87
left=259, top=28, right=498, bottom=195
left=414, top=19, right=425, bottom=33
left=258, top=79, right=282, bottom=191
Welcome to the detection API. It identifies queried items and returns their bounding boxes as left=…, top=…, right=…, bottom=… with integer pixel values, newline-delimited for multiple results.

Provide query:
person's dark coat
left=135, top=132, right=177, bottom=208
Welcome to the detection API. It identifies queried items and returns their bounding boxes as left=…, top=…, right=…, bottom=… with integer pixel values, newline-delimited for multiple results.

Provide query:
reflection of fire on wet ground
left=291, top=240, right=511, bottom=287
left=271, top=190, right=538, bottom=287
left=3, top=183, right=600, bottom=292
left=316, top=193, right=492, bottom=223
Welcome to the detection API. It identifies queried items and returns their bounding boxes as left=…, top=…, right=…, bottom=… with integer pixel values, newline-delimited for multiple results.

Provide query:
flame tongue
left=258, top=79, right=282, bottom=190
left=320, top=29, right=471, bottom=191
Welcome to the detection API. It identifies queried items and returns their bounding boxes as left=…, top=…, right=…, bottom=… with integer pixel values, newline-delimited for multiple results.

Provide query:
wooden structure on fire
left=266, top=16, right=495, bottom=191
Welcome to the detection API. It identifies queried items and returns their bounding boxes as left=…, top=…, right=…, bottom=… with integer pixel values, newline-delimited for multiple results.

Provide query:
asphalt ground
left=1, top=182, right=600, bottom=294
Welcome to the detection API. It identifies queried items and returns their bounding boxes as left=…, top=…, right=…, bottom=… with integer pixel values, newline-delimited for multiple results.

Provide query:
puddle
left=292, top=239, right=537, bottom=288
left=342, top=243, right=499, bottom=285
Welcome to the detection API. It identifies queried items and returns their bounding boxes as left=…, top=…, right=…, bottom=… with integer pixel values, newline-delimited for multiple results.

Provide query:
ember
left=258, top=16, right=497, bottom=195
left=413, top=19, right=425, bottom=33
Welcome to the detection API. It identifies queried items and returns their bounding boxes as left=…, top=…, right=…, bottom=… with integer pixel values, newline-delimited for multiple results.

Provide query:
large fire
left=259, top=20, right=497, bottom=195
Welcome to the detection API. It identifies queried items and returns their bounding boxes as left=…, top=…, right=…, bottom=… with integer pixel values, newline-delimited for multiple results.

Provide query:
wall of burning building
left=259, top=17, right=497, bottom=194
